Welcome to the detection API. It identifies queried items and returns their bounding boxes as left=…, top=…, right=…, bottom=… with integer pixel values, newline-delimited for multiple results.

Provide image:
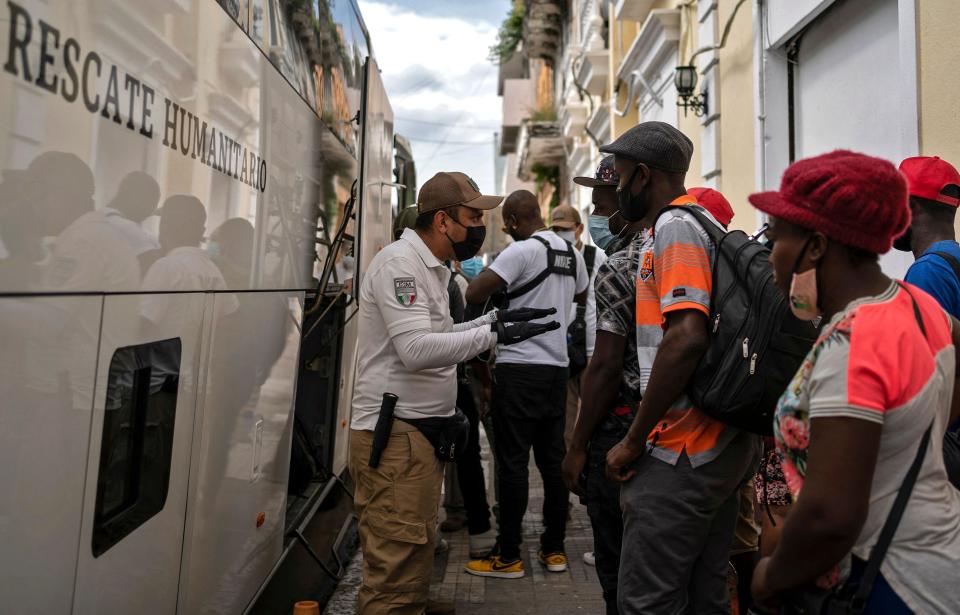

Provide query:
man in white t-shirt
left=465, top=190, right=588, bottom=578
left=548, top=203, right=606, bottom=449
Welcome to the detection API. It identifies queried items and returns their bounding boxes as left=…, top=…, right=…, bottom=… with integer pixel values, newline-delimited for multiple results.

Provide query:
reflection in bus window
left=270, top=2, right=316, bottom=109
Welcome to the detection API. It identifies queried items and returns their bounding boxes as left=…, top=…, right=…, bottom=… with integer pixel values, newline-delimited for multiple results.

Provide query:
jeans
left=455, top=379, right=492, bottom=535
left=492, top=363, right=569, bottom=561
left=849, top=557, right=912, bottom=615
left=618, top=430, right=761, bottom=615
left=585, top=433, right=623, bottom=615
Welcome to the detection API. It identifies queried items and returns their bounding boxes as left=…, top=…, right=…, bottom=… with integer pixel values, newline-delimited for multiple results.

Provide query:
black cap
left=599, top=121, right=693, bottom=173
left=573, top=155, right=620, bottom=187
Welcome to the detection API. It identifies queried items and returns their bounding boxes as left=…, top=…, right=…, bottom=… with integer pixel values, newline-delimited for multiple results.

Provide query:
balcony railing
left=561, top=103, right=588, bottom=139
left=614, top=9, right=680, bottom=115
left=613, top=0, right=656, bottom=22
left=576, top=48, right=610, bottom=96
left=517, top=120, right=567, bottom=180
left=586, top=101, right=611, bottom=144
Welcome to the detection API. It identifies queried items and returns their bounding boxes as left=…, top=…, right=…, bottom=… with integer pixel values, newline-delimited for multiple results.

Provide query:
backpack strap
left=653, top=205, right=726, bottom=244
left=584, top=244, right=597, bottom=277
left=505, top=235, right=577, bottom=300
left=930, top=251, right=960, bottom=281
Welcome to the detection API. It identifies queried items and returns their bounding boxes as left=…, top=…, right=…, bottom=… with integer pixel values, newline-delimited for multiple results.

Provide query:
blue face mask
left=588, top=214, right=615, bottom=250
left=459, top=256, right=484, bottom=278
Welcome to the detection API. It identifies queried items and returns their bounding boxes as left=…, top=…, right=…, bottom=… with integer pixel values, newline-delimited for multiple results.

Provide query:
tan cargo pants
left=349, top=423, right=442, bottom=615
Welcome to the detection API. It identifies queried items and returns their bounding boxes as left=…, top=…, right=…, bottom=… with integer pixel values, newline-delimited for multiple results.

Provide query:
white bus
left=0, top=0, right=399, bottom=612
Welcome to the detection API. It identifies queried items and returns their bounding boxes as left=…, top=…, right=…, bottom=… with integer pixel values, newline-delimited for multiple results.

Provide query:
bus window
left=92, top=339, right=181, bottom=557
left=216, top=0, right=246, bottom=29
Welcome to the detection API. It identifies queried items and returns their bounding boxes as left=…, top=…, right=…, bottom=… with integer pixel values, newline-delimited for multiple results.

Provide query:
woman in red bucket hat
left=748, top=150, right=960, bottom=614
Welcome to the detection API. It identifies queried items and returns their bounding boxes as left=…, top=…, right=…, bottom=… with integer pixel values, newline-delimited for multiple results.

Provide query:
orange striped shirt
left=635, top=196, right=737, bottom=467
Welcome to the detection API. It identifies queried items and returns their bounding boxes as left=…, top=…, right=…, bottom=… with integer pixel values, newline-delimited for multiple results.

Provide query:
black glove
left=566, top=306, right=588, bottom=377
left=495, top=306, right=558, bottom=323
left=567, top=305, right=587, bottom=341
left=491, top=319, right=561, bottom=345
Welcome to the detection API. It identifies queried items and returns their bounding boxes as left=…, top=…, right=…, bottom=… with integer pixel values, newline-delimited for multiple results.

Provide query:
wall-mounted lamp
left=674, top=65, right=708, bottom=117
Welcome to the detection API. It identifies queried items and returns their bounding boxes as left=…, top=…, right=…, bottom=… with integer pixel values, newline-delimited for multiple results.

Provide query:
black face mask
left=892, top=226, right=913, bottom=252
left=446, top=216, right=486, bottom=260
left=617, top=165, right=650, bottom=222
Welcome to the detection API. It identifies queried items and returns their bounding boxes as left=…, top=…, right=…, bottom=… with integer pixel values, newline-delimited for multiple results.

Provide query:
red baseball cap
left=748, top=150, right=909, bottom=254
left=898, top=156, right=960, bottom=207
left=688, top=187, right=734, bottom=227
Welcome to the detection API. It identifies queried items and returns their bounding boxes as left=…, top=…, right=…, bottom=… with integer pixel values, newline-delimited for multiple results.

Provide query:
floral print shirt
left=771, top=282, right=960, bottom=608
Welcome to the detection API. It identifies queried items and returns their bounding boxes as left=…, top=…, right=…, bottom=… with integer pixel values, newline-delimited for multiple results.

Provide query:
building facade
left=494, top=0, right=960, bottom=272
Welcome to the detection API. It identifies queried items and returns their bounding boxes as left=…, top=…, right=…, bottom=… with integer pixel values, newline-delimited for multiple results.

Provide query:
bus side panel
left=72, top=293, right=205, bottom=615
left=178, top=291, right=302, bottom=615
left=0, top=296, right=103, bottom=612
left=332, top=58, right=394, bottom=475
left=0, top=0, right=322, bottom=295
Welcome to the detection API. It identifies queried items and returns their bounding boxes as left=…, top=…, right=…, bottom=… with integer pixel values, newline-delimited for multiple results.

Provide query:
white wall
left=762, top=0, right=917, bottom=277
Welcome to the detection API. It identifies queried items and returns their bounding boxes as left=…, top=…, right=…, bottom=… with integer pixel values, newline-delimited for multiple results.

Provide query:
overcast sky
left=358, top=0, right=511, bottom=195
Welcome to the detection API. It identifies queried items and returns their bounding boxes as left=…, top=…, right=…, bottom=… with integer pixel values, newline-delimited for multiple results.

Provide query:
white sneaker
left=582, top=551, right=596, bottom=566
left=468, top=529, right=497, bottom=558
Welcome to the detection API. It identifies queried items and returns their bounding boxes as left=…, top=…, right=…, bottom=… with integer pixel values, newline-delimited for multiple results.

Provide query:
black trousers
left=491, top=363, right=569, bottom=561
left=455, top=379, right=492, bottom=535
left=585, top=433, right=624, bottom=615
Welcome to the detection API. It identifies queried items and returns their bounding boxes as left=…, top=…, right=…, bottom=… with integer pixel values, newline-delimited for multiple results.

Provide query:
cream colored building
left=496, top=0, right=960, bottom=268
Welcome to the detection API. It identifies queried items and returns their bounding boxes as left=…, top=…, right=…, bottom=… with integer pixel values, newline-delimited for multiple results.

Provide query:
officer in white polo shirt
left=349, top=172, right=559, bottom=615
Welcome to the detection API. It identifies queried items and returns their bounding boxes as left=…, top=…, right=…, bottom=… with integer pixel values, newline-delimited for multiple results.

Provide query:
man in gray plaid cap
left=601, top=122, right=761, bottom=614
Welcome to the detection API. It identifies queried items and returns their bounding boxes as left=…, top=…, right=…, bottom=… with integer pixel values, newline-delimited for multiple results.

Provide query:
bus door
left=72, top=293, right=207, bottom=614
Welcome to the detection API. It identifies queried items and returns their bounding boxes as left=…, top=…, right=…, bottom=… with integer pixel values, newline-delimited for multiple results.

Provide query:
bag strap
left=653, top=204, right=727, bottom=244
left=931, top=250, right=960, bottom=282
left=505, top=235, right=576, bottom=300
left=584, top=244, right=597, bottom=277
left=852, top=284, right=932, bottom=608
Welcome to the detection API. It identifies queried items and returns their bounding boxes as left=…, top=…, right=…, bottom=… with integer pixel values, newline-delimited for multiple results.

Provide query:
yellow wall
left=610, top=19, right=639, bottom=137
left=610, top=1, right=678, bottom=138
left=715, top=0, right=757, bottom=232
left=917, top=0, right=960, bottom=164
left=677, top=0, right=758, bottom=232
left=916, top=0, right=960, bottom=236
left=677, top=1, right=704, bottom=194
left=609, top=1, right=758, bottom=231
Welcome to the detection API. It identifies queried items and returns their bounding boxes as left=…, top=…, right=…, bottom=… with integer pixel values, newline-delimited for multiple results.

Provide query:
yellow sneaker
left=537, top=550, right=568, bottom=573
left=464, top=554, right=525, bottom=579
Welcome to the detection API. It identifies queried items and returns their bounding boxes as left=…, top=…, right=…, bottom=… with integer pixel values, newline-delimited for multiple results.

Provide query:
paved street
left=325, top=433, right=605, bottom=614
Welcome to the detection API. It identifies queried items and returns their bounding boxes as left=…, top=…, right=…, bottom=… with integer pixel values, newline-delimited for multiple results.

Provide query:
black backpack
left=566, top=245, right=596, bottom=378
left=504, top=235, right=578, bottom=302
left=656, top=206, right=820, bottom=435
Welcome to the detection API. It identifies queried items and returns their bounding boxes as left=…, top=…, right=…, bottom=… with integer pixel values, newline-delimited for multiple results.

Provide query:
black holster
left=368, top=393, right=398, bottom=468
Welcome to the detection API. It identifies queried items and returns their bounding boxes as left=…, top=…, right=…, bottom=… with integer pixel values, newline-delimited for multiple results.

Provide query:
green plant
left=489, top=2, right=524, bottom=64
left=529, top=103, right=557, bottom=122
left=531, top=164, right=561, bottom=209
